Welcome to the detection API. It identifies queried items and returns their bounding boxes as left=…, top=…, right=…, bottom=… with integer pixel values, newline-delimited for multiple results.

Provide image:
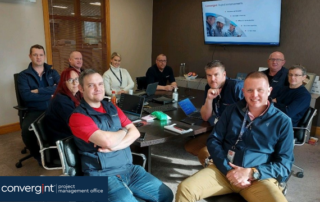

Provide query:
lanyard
left=231, top=108, right=253, bottom=150
left=110, top=68, right=122, bottom=87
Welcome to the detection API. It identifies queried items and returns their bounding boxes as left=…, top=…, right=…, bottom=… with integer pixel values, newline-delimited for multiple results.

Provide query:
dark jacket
left=146, top=64, right=175, bottom=86
left=73, top=99, right=133, bottom=176
left=262, top=67, right=289, bottom=98
left=207, top=99, right=294, bottom=183
left=18, top=62, right=60, bottom=111
left=45, top=93, right=78, bottom=145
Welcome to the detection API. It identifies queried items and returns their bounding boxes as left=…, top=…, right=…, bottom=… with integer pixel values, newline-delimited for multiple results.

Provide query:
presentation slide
left=202, top=0, right=281, bottom=45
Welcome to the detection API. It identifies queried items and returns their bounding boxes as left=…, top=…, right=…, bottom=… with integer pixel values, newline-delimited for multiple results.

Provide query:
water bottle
left=179, top=63, right=185, bottom=77
left=172, top=88, right=178, bottom=102
left=111, top=91, right=117, bottom=105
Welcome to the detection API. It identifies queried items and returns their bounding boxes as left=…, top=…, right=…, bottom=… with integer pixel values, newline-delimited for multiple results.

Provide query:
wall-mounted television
left=202, top=0, right=282, bottom=45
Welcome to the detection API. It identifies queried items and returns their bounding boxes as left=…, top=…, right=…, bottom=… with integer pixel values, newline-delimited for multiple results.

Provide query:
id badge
left=214, top=117, right=219, bottom=125
left=227, top=150, right=235, bottom=163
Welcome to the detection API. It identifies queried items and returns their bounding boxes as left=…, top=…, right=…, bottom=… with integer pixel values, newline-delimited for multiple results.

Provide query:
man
left=68, top=51, right=83, bottom=73
left=273, top=65, right=311, bottom=126
left=212, top=16, right=226, bottom=37
left=206, top=13, right=216, bottom=37
left=18, top=44, right=60, bottom=163
left=176, top=72, right=293, bottom=202
left=146, top=54, right=177, bottom=91
left=225, top=21, right=240, bottom=37
left=262, top=51, right=289, bottom=98
left=69, top=69, right=173, bottom=201
left=185, top=60, right=243, bottom=165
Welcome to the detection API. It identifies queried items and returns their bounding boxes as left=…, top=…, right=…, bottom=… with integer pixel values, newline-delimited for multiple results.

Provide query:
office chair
left=291, top=106, right=317, bottom=178
left=136, top=76, right=148, bottom=90
left=30, top=112, right=62, bottom=170
left=13, top=73, right=33, bottom=168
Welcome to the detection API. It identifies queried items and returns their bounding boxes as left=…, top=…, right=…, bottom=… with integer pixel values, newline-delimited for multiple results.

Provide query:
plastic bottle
left=172, top=88, right=178, bottom=102
left=179, top=63, right=185, bottom=77
left=111, top=91, right=117, bottom=105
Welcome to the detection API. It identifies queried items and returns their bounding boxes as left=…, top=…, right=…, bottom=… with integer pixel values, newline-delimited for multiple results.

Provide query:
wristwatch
left=251, top=167, right=260, bottom=180
left=120, top=127, right=128, bottom=135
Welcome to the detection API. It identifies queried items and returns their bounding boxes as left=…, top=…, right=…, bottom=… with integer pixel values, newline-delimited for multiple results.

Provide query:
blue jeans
left=107, top=165, right=173, bottom=202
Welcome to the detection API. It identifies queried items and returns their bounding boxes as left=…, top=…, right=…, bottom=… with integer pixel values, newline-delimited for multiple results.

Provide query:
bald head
left=69, top=51, right=83, bottom=72
left=267, top=51, right=286, bottom=75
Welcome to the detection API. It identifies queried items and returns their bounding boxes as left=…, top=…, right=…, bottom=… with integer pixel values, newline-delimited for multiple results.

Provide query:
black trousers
left=21, top=110, right=44, bottom=159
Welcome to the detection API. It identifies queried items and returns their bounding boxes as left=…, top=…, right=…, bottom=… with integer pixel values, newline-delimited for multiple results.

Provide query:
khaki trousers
left=176, top=164, right=287, bottom=202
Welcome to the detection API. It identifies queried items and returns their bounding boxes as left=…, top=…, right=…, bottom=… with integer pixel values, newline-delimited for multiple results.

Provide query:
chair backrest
left=31, top=112, right=61, bottom=169
left=136, top=76, right=148, bottom=90
left=294, top=107, right=317, bottom=144
left=13, top=73, right=27, bottom=126
left=56, top=136, right=83, bottom=176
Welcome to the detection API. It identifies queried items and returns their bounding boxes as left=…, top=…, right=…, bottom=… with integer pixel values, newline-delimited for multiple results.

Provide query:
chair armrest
left=13, top=105, right=28, bottom=111
left=132, top=152, right=147, bottom=168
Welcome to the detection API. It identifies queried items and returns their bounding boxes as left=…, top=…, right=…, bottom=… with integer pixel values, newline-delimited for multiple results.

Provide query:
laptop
left=134, top=82, right=158, bottom=101
left=178, top=98, right=203, bottom=125
left=118, top=94, right=145, bottom=121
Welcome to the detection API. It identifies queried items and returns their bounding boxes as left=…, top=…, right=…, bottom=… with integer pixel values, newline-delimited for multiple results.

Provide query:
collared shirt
left=247, top=101, right=270, bottom=121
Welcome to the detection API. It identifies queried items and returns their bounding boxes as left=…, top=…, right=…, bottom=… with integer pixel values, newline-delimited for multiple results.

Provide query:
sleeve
left=53, top=96, right=75, bottom=126
left=103, top=71, right=112, bottom=96
left=122, top=69, right=135, bottom=91
left=203, top=84, right=210, bottom=105
left=256, top=117, right=294, bottom=182
left=234, top=81, right=244, bottom=101
left=206, top=109, right=233, bottom=175
left=146, top=67, right=156, bottom=85
left=18, top=72, right=52, bottom=102
left=69, top=113, right=99, bottom=142
left=38, top=69, right=60, bottom=95
left=168, top=67, right=176, bottom=83
left=114, top=105, right=132, bottom=127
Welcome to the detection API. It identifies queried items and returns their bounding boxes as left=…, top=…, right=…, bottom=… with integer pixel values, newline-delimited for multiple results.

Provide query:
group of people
left=206, top=13, right=241, bottom=37
left=17, top=44, right=311, bottom=202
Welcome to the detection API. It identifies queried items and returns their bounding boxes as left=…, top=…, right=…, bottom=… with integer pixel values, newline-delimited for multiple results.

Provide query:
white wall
left=0, top=1, right=46, bottom=126
left=0, top=0, right=153, bottom=127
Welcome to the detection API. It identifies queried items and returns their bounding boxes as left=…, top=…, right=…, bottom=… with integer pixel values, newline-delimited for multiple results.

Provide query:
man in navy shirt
left=146, top=54, right=177, bottom=91
left=262, top=51, right=289, bottom=98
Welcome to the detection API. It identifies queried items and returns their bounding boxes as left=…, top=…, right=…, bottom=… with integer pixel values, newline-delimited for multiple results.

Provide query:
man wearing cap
left=206, top=13, right=216, bottom=36
left=225, top=21, right=240, bottom=37
left=213, top=16, right=226, bottom=36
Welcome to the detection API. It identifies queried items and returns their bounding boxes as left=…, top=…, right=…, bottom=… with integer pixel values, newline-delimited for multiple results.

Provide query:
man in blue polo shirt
left=262, top=51, right=289, bottom=98
left=146, top=54, right=177, bottom=91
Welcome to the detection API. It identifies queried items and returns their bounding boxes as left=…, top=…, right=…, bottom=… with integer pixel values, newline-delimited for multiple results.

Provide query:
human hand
left=207, top=88, right=220, bottom=100
left=117, top=90, right=126, bottom=94
left=94, top=144, right=112, bottom=153
left=31, top=89, right=39, bottom=93
left=164, top=85, right=174, bottom=91
left=226, top=163, right=252, bottom=189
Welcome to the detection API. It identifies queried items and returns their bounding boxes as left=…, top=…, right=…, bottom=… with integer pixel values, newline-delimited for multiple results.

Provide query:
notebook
left=178, top=98, right=203, bottom=125
left=118, top=94, right=145, bottom=121
left=134, top=82, right=158, bottom=101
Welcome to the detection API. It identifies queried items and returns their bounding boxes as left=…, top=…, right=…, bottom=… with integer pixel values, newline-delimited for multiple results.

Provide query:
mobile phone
left=139, top=132, right=146, bottom=141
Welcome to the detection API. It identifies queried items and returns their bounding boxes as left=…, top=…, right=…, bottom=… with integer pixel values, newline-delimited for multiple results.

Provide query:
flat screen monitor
left=202, top=0, right=282, bottom=45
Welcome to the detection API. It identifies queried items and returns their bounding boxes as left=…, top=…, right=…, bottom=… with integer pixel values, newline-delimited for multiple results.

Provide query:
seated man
left=273, top=64, right=311, bottom=126
left=185, top=60, right=243, bottom=165
left=18, top=44, right=60, bottom=164
left=146, top=54, right=177, bottom=91
left=68, top=51, right=84, bottom=73
left=262, top=51, right=289, bottom=98
left=176, top=72, right=293, bottom=202
left=69, top=69, right=173, bottom=202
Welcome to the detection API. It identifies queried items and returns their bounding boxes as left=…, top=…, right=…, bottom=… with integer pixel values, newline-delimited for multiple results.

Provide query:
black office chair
left=136, top=76, right=148, bottom=90
left=291, top=107, right=317, bottom=178
left=30, top=112, right=62, bottom=170
left=13, top=73, right=33, bottom=168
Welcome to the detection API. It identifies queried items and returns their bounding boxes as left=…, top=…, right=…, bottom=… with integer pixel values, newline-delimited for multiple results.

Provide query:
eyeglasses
left=288, top=74, right=303, bottom=77
left=157, top=60, right=167, bottom=63
left=268, top=58, right=284, bottom=62
left=66, top=78, right=79, bottom=84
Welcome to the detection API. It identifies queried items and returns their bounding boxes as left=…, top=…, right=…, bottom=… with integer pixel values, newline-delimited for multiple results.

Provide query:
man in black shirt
left=146, top=54, right=177, bottom=91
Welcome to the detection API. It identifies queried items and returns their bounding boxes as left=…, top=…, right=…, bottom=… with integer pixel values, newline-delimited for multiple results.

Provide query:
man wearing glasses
left=272, top=65, right=311, bottom=126
left=262, top=51, right=289, bottom=98
left=146, top=54, right=177, bottom=91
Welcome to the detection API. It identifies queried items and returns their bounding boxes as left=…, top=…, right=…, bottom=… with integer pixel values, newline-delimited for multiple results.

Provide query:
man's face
left=217, top=22, right=224, bottom=29
left=69, top=52, right=83, bottom=70
left=288, top=68, right=306, bottom=88
left=66, top=70, right=80, bottom=96
left=207, top=16, right=215, bottom=26
left=205, top=67, right=226, bottom=89
left=267, top=52, right=286, bottom=73
left=79, top=73, right=105, bottom=105
left=242, top=77, right=271, bottom=110
left=156, top=55, right=167, bottom=71
left=29, top=48, right=45, bottom=67
left=229, top=24, right=235, bottom=31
